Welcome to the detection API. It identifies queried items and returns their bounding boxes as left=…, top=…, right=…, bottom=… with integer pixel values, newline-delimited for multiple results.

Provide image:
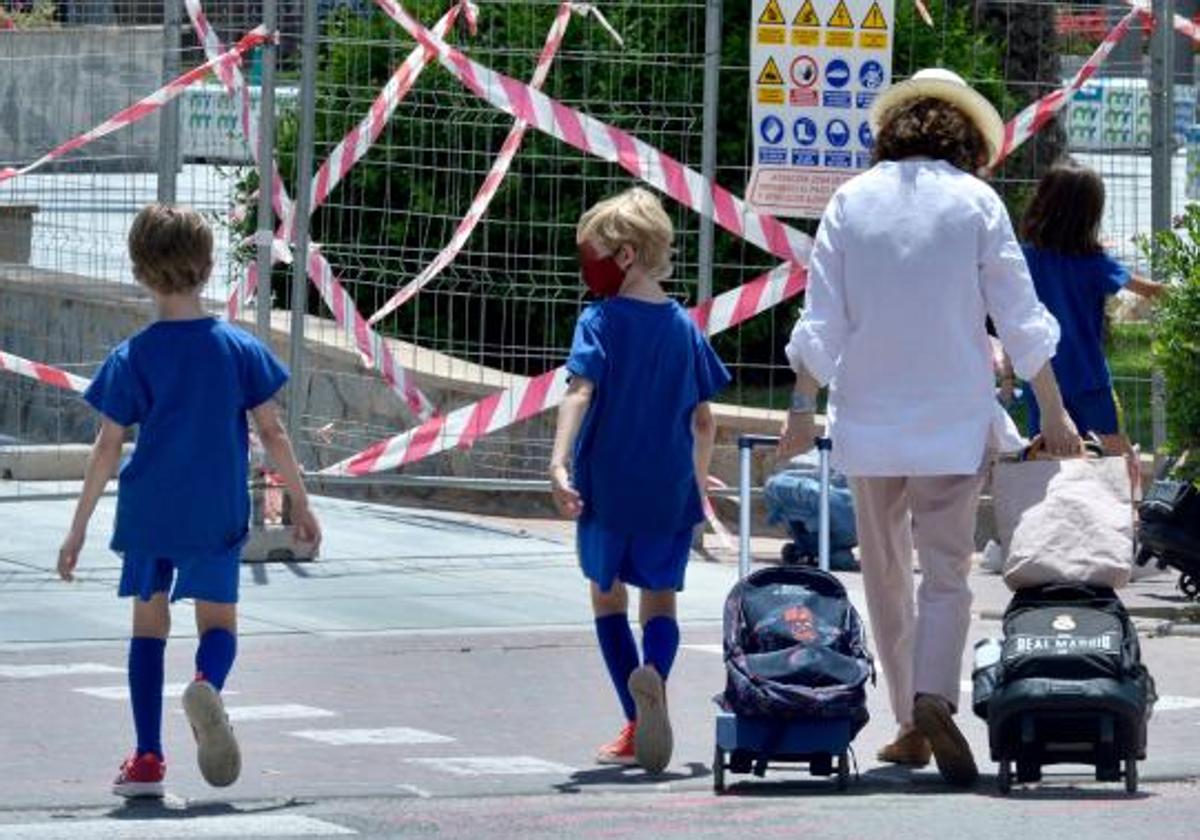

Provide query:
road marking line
left=404, top=756, right=575, bottom=776
left=289, top=727, right=454, bottom=746
left=175, top=704, right=337, bottom=722
left=75, top=684, right=240, bottom=701
left=0, top=663, right=123, bottom=679
left=1156, top=695, right=1200, bottom=713
left=681, top=644, right=723, bottom=655
left=396, top=783, right=434, bottom=798
left=0, top=814, right=356, bottom=838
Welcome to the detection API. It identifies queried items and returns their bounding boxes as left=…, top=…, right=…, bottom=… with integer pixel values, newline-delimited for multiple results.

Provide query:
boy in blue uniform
left=57, top=205, right=321, bottom=798
left=549, top=188, right=731, bottom=773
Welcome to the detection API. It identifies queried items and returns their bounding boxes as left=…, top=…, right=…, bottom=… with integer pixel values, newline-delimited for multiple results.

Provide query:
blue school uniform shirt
left=566, top=297, right=731, bottom=535
left=84, top=318, right=288, bottom=556
left=1022, top=244, right=1129, bottom=395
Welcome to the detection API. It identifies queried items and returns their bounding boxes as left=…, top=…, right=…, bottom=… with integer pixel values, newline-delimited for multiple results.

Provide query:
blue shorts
left=577, top=519, right=693, bottom=593
left=118, top=549, right=241, bottom=604
left=1027, top=387, right=1119, bottom=437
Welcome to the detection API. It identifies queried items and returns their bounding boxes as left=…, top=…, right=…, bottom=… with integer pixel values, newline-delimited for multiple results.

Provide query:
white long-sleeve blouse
left=785, top=159, right=1060, bottom=477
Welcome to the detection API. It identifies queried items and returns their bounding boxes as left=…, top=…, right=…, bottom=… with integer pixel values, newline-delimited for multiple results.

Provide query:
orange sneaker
left=595, top=722, right=637, bottom=766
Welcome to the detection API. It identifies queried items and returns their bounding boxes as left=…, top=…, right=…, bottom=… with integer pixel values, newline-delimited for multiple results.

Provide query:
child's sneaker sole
left=183, top=680, right=241, bottom=788
left=111, top=780, right=164, bottom=799
left=628, top=666, right=672, bottom=774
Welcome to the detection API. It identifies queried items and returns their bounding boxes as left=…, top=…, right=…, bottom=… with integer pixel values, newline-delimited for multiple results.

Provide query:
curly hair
left=127, top=204, right=213, bottom=295
left=872, top=96, right=987, bottom=173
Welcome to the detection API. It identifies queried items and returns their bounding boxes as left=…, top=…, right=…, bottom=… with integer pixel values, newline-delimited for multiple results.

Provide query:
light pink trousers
left=850, top=472, right=986, bottom=726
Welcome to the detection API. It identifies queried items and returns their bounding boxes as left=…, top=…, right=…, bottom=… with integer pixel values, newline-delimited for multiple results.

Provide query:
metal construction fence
left=0, top=0, right=1192, bottom=492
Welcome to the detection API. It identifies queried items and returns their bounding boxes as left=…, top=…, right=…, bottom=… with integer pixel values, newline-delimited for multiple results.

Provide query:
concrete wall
left=0, top=27, right=163, bottom=172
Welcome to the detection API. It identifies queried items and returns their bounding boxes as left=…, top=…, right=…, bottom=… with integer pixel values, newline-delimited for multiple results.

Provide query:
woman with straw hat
left=778, top=68, right=1082, bottom=787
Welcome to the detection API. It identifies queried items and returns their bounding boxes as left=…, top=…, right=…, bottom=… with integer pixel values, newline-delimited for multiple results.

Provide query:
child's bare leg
left=591, top=580, right=628, bottom=616
left=129, top=594, right=169, bottom=760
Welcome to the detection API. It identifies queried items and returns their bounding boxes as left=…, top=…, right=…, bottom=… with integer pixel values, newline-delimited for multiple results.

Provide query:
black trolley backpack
left=1136, top=471, right=1200, bottom=601
left=972, top=583, right=1156, bottom=793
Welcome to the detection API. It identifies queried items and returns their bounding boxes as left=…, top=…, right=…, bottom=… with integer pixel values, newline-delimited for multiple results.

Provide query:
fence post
left=697, top=0, right=722, bottom=304
left=1150, top=0, right=1174, bottom=250
left=286, top=0, right=320, bottom=449
left=255, top=0, right=279, bottom=339
left=156, top=0, right=182, bottom=205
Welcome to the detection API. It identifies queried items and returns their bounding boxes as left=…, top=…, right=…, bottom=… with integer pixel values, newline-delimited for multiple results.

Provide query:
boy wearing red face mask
left=548, top=188, right=731, bottom=773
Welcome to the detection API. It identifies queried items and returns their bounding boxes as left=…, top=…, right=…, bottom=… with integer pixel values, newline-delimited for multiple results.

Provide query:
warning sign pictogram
left=861, top=2, right=888, bottom=29
left=793, top=0, right=821, bottom=27
left=756, top=57, right=785, bottom=86
left=759, top=0, right=786, bottom=25
left=826, top=0, right=854, bottom=28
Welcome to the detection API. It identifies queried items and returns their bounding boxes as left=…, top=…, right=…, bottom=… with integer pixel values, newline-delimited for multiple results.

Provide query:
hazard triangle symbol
left=861, top=1, right=888, bottom=30
left=827, top=0, right=854, bottom=28
left=758, top=0, right=786, bottom=25
left=756, top=57, right=785, bottom=86
left=793, top=0, right=820, bottom=27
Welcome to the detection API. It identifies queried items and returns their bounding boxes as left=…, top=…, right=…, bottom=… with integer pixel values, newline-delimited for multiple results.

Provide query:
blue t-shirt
left=1022, top=244, right=1129, bottom=395
left=84, top=318, right=289, bottom=556
left=566, top=298, right=731, bottom=535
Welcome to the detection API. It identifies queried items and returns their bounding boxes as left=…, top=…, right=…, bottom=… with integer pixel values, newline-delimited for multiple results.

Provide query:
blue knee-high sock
left=195, top=628, right=237, bottom=692
left=642, top=616, right=680, bottom=680
left=594, top=614, right=639, bottom=722
left=128, top=637, right=166, bottom=758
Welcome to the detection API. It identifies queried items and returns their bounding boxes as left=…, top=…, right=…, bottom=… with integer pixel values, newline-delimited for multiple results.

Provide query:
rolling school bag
left=972, top=583, right=1155, bottom=793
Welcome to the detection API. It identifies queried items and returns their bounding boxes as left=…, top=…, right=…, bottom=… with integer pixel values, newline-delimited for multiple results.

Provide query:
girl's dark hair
left=871, top=96, right=987, bottom=173
left=1020, top=164, right=1105, bottom=255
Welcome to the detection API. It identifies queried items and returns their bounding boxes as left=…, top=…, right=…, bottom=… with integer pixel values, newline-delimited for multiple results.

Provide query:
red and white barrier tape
left=372, top=0, right=812, bottom=268
left=1123, top=0, right=1200, bottom=41
left=187, top=1, right=433, bottom=418
left=994, top=5, right=1148, bottom=167
left=0, top=27, right=269, bottom=185
left=321, top=260, right=807, bottom=476
left=914, top=0, right=934, bottom=28
left=368, top=1, right=605, bottom=325
left=0, top=350, right=90, bottom=394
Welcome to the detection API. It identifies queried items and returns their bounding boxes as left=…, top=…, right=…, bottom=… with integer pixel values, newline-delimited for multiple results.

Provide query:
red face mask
left=578, top=242, right=627, bottom=298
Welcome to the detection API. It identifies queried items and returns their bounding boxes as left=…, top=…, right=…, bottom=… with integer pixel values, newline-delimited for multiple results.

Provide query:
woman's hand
left=778, top=411, right=817, bottom=461
left=549, top=464, right=583, bottom=519
left=1039, top=409, right=1083, bottom=458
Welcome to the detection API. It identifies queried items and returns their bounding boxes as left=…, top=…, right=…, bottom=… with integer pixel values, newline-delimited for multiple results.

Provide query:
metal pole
left=254, top=0, right=279, bottom=338
left=696, top=0, right=722, bottom=303
left=817, top=437, right=831, bottom=574
left=738, top=440, right=752, bottom=580
left=156, top=0, right=182, bottom=204
left=286, top=0, right=320, bottom=446
left=1150, top=0, right=1175, bottom=262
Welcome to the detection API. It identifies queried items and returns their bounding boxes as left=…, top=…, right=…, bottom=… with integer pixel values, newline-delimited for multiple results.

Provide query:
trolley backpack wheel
left=713, top=746, right=726, bottom=794
left=836, top=752, right=850, bottom=791
left=1124, top=751, right=1139, bottom=794
left=1180, top=573, right=1200, bottom=601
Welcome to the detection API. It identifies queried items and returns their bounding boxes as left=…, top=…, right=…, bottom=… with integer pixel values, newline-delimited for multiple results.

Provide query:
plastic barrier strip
left=187, top=1, right=434, bottom=418
left=321, top=260, right=807, bottom=477
left=0, top=27, right=269, bottom=185
left=1124, top=0, right=1200, bottom=41
left=366, top=1, right=578, bottom=325
left=994, top=6, right=1148, bottom=167
left=371, top=0, right=813, bottom=268
left=0, top=350, right=91, bottom=394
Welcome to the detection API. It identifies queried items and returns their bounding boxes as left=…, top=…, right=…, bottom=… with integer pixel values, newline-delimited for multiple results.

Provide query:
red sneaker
left=595, top=722, right=637, bottom=766
left=112, top=752, right=165, bottom=798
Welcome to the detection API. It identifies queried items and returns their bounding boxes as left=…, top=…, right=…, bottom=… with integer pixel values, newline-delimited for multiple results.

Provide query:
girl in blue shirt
left=1019, top=164, right=1165, bottom=476
left=549, top=188, right=730, bottom=773
left=57, top=205, right=321, bottom=799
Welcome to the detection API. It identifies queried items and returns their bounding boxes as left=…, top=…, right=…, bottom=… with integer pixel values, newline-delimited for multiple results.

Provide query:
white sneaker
left=182, top=679, right=241, bottom=787
left=628, top=665, right=672, bottom=774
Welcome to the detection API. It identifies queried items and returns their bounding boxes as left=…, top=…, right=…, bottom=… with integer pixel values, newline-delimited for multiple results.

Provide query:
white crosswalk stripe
left=681, top=644, right=723, bottom=655
left=0, top=663, right=123, bottom=679
left=289, top=727, right=454, bottom=746
left=75, top=684, right=240, bottom=700
left=404, top=756, right=575, bottom=776
left=175, top=704, right=337, bottom=722
left=0, top=814, right=355, bottom=838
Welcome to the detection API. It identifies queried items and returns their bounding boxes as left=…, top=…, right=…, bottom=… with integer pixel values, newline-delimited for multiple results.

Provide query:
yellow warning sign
left=757, top=87, right=786, bottom=105
left=793, top=0, right=821, bottom=27
left=757, top=25, right=787, bottom=44
left=861, top=1, right=888, bottom=29
left=758, top=0, right=786, bottom=25
left=826, top=0, right=854, bottom=28
left=756, top=57, right=785, bottom=86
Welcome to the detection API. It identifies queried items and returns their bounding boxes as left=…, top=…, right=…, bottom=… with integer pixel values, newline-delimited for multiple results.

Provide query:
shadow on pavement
left=553, top=762, right=710, bottom=793
left=106, top=797, right=309, bottom=821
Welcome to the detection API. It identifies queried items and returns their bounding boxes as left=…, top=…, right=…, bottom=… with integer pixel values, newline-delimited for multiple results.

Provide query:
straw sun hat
left=868, top=68, right=1006, bottom=167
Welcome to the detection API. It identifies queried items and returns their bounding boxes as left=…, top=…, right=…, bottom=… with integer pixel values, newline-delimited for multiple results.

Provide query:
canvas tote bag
left=991, top=441, right=1135, bottom=591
